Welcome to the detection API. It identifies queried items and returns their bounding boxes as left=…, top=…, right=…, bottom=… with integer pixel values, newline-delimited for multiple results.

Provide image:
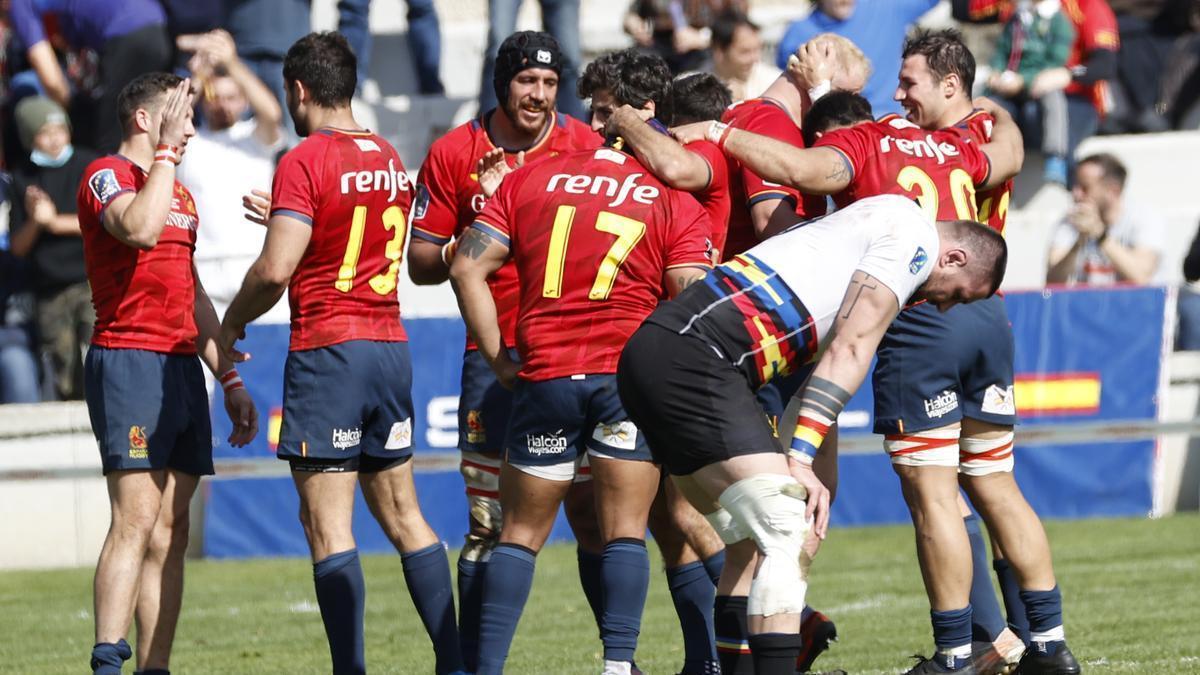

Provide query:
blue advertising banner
left=203, top=287, right=1168, bottom=558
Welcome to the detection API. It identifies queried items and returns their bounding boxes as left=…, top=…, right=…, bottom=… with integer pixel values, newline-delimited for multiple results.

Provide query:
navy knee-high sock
left=477, top=544, right=537, bottom=675
left=713, top=595, right=753, bottom=675
left=931, top=606, right=973, bottom=670
left=577, top=546, right=605, bottom=636
left=965, top=515, right=1007, bottom=642
left=994, top=557, right=1031, bottom=644
left=90, top=639, right=132, bottom=675
left=402, top=543, right=464, bottom=674
left=457, top=555, right=485, bottom=672
left=702, top=549, right=725, bottom=586
left=1021, top=586, right=1066, bottom=656
left=666, top=560, right=719, bottom=674
left=313, top=549, right=366, bottom=675
left=601, top=538, right=651, bottom=662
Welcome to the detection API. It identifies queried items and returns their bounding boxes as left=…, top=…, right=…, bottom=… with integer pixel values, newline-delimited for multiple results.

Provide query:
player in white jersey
left=617, top=195, right=1007, bottom=675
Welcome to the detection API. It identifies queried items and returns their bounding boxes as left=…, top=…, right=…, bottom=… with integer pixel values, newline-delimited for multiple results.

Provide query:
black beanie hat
left=493, top=31, right=564, bottom=105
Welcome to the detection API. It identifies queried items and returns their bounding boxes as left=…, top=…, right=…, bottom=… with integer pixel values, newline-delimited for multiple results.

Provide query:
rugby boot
left=1014, top=644, right=1081, bottom=674
left=902, top=654, right=977, bottom=674
left=796, top=610, right=838, bottom=672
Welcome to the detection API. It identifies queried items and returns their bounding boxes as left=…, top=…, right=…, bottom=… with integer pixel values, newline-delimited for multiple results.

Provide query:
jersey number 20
left=543, top=205, right=646, bottom=301
left=335, top=205, right=407, bottom=296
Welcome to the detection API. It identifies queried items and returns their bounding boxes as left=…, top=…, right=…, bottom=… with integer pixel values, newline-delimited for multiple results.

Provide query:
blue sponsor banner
left=204, top=287, right=1167, bottom=557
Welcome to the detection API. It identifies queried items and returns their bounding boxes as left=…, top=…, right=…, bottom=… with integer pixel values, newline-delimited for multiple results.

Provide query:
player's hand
left=158, top=78, right=194, bottom=149
left=670, top=121, right=711, bottom=146
left=788, top=458, right=831, bottom=540
left=224, top=386, right=258, bottom=447
left=492, top=353, right=521, bottom=390
left=243, top=189, right=271, bottom=225
left=788, top=36, right=837, bottom=90
left=605, top=104, right=654, bottom=137
left=218, top=322, right=251, bottom=365
left=1030, top=67, right=1072, bottom=99
left=477, top=148, right=522, bottom=199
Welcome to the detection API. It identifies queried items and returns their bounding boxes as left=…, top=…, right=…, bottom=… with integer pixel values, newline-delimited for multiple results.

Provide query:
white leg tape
left=884, top=425, right=961, bottom=468
left=704, top=507, right=750, bottom=545
left=959, top=431, right=1015, bottom=476
left=717, top=474, right=811, bottom=617
left=461, top=451, right=503, bottom=533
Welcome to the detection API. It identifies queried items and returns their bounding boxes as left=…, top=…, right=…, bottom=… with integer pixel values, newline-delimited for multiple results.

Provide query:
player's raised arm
left=449, top=225, right=515, bottom=385
left=609, top=105, right=712, bottom=192
left=102, top=79, right=194, bottom=249
left=973, top=96, right=1025, bottom=189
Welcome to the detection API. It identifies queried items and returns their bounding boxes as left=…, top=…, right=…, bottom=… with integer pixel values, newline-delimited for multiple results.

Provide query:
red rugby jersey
left=816, top=114, right=991, bottom=221
left=682, top=138, right=731, bottom=256
left=721, top=98, right=826, bottom=259
left=957, top=109, right=1012, bottom=233
left=77, top=156, right=200, bottom=354
left=411, top=111, right=599, bottom=349
left=270, top=128, right=410, bottom=351
left=473, top=146, right=712, bottom=382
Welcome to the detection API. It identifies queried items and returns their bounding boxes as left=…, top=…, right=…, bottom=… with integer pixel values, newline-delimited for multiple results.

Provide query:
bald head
left=809, top=33, right=872, bottom=94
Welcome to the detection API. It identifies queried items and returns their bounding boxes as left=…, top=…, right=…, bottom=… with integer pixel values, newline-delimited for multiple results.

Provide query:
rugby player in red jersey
left=405, top=33, right=601, bottom=668
left=218, top=33, right=461, bottom=675
left=79, top=73, right=257, bottom=675
left=448, top=58, right=712, bottom=673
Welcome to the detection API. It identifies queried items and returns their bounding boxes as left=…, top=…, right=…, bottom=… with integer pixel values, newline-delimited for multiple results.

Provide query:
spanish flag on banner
left=1014, top=372, right=1102, bottom=417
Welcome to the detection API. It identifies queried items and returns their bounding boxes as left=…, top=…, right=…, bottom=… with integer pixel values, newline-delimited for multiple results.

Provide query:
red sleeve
left=1078, top=0, right=1118, bottom=53
left=733, top=104, right=802, bottom=208
left=411, top=141, right=460, bottom=245
left=80, top=159, right=139, bottom=221
left=962, top=137, right=992, bottom=187
left=270, top=141, right=321, bottom=225
left=471, top=167, right=520, bottom=248
left=814, top=124, right=874, bottom=182
left=665, top=191, right=716, bottom=270
left=685, top=139, right=727, bottom=194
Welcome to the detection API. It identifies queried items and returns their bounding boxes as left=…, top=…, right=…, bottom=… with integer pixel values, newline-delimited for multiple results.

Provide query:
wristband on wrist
left=219, top=369, right=245, bottom=393
left=807, top=80, right=832, bottom=103
left=706, top=121, right=732, bottom=148
left=790, top=413, right=831, bottom=463
left=154, top=143, right=181, bottom=167
left=441, top=240, right=458, bottom=267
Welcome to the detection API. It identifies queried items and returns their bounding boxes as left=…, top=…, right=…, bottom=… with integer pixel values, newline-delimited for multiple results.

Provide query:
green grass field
left=3, top=513, right=1198, bottom=674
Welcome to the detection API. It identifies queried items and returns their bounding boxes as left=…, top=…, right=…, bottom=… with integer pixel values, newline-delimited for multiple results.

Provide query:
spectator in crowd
left=175, top=30, right=286, bottom=321
left=0, top=231, right=40, bottom=404
left=339, top=0, right=445, bottom=95
left=624, top=0, right=742, bottom=75
left=7, top=0, right=172, bottom=153
left=709, top=9, right=778, bottom=102
left=1177, top=217, right=1200, bottom=349
left=6, top=97, right=96, bottom=400
left=480, top=0, right=585, bottom=119
left=776, top=0, right=939, bottom=116
left=1046, top=153, right=1166, bottom=286
left=986, top=0, right=1076, bottom=184
left=223, top=0, right=311, bottom=109
left=1128, top=0, right=1200, bottom=131
left=953, top=0, right=1120, bottom=183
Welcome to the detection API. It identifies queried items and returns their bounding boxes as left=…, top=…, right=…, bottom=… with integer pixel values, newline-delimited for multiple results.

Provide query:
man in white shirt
left=176, top=29, right=287, bottom=320
left=710, top=11, right=780, bottom=102
left=1047, top=152, right=1167, bottom=286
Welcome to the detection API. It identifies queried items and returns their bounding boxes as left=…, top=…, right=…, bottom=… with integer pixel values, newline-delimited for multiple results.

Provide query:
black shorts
left=617, top=323, right=782, bottom=476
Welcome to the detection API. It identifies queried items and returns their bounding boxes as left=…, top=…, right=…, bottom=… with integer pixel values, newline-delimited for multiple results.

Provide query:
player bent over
left=618, top=195, right=1007, bottom=675
left=80, top=73, right=258, bottom=674
left=219, top=33, right=462, bottom=675
left=449, top=110, right=713, bottom=672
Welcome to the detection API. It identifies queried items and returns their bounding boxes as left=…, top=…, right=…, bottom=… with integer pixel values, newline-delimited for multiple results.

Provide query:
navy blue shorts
left=458, top=348, right=518, bottom=455
left=278, top=340, right=415, bottom=468
left=505, top=374, right=652, bottom=467
left=84, top=346, right=213, bottom=476
left=872, top=296, right=1017, bottom=435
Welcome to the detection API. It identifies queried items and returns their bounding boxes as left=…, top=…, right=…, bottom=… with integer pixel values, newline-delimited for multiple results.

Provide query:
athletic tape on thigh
left=461, top=451, right=502, bottom=534
left=717, top=474, right=811, bottom=617
left=884, top=425, right=961, bottom=468
left=572, top=453, right=592, bottom=483
left=958, top=431, right=1015, bottom=476
left=512, top=458, right=578, bottom=482
left=704, top=507, right=750, bottom=545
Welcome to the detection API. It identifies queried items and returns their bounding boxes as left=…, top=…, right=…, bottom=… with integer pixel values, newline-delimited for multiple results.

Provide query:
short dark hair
left=668, top=72, right=732, bottom=125
left=946, top=218, right=1008, bottom=297
left=902, top=29, right=975, bottom=96
left=117, top=72, right=183, bottom=133
left=711, top=9, right=758, bottom=51
left=283, top=32, right=357, bottom=107
left=579, top=49, right=672, bottom=117
left=1078, top=153, right=1128, bottom=190
left=802, top=90, right=873, bottom=146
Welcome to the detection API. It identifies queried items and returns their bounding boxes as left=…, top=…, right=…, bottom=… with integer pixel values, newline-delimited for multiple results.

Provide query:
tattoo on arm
left=800, top=376, right=853, bottom=419
left=824, top=155, right=851, bottom=183
left=673, top=270, right=704, bottom=291
left=840, top=273, right=879, bottom=319
left=458, top=228, right=496, bottom=261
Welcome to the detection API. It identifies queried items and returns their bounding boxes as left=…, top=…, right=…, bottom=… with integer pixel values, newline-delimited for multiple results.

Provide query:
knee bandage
left=884, top=426, right=961, bottom=468
left=460, top=452, right=502, bottom=551
left=704, top=507, right=750, bottom=545
left=959, top=431, right=1015, bottom=476
left=717, top=474, right=812, bottom=617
